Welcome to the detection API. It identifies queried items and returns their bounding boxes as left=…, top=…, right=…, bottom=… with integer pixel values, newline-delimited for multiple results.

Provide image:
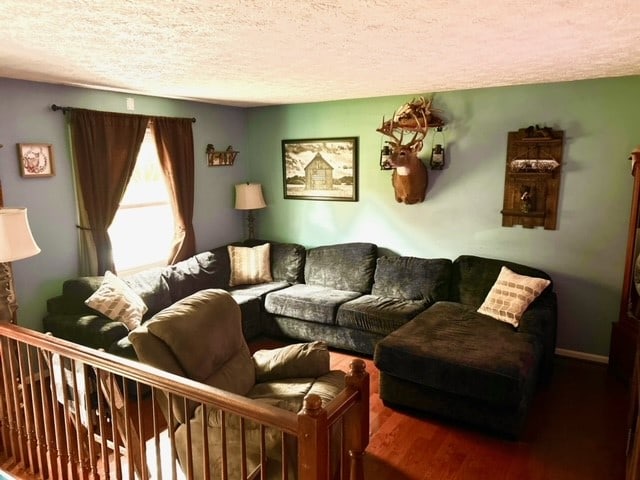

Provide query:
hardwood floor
left=250, top=337, right=629, bottom=479
left=331, top=348, right=628, bottom=480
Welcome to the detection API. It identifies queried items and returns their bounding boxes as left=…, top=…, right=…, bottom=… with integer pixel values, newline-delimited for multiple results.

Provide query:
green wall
left=0, top=78, right=249, bottom=332
left=247, top=76, right=640, bottom=357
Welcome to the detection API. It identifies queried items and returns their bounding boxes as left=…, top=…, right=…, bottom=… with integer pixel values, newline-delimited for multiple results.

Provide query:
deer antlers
left=376, top=97, right=433, bottom=153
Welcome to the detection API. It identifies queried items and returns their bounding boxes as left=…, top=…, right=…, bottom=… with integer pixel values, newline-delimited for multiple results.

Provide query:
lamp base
left=247, top=210, right=256, bottom=240
left=0, top=262, right=17, bottom=323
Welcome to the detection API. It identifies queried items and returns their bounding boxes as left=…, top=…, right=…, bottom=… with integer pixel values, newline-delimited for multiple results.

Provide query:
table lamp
left=0, top=208, right=41, bottom=323
left=234, top=183, right=266, bottom=240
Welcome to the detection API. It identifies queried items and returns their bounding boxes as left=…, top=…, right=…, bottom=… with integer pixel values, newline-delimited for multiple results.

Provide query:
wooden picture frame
left=17, top=143, right=55, bottom=178
left=282, top=137, right=358, bottom=201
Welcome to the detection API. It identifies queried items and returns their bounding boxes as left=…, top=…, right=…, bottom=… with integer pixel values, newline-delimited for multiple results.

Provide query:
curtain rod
left=50, top=104, right=196, bottom=123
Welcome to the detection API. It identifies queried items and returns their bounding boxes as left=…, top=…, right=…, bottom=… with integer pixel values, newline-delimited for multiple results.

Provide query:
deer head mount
left=376, top=97, right=444, bottom=204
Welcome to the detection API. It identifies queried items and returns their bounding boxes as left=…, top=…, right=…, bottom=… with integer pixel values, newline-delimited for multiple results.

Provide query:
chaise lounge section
left=374, top=255, right=556, bottom=436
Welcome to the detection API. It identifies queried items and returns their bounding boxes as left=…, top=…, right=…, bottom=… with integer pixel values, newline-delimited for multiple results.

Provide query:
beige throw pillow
left=85, top=271, right=148, bottom=330
left=477, top=266, right=550, bottom=327
left=228, top=243, right=273, bottom=287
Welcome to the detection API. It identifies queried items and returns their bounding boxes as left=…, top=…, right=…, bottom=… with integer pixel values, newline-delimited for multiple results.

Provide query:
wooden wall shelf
left=501, top=126, right=564, bottom=230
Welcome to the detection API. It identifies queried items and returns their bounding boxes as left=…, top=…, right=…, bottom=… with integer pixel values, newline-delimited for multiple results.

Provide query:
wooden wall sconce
left=501, top=126, right=564, bottom=229
left=206, top=144, right=238, bottom=166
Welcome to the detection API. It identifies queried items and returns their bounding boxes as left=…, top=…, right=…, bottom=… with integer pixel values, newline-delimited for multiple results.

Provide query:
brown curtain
left=152, top=117, right=196, bottom=264
left=68, top=109, right=150, bottom=275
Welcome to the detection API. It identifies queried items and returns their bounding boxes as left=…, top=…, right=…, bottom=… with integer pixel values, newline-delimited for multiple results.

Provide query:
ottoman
left=373, top=301, right=542, bottom=437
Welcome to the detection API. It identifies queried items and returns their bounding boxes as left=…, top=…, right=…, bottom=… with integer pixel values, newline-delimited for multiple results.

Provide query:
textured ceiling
left=0, top=1, right=639, bottom=107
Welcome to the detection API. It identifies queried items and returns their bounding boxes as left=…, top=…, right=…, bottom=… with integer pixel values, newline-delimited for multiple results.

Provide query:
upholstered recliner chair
left=128, top=288, right=345, bottom=479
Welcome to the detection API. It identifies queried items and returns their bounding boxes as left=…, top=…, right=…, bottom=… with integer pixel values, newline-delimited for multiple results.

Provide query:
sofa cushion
left=264, top=284, right=362, bottom=325
left=451, top=255, right=553, bottom=309
left=53, top=277, right=105, bottom=315
left=304, top=242, right=377, bottom=293
left=161, top=250, right=227, bottom=303
left=253, top=341, right=330, bottom=383
left=123, top=267, right=172, bottom=317
left=242, top=239, right=306, bottom=283
left=228, top=243, right=273, bottom=287
left=372, top=256, right=452, bottom=302
left=229, top=281, right=291, bottom=300
left=85, top=271, right=148, bottom=330
left=477, top=266, right=551, bottom=327
left=43, top=313, right=129, bottom=351
left=374, top=301, right=541, bottom=409
left=336, top=295, right=427, bottom=335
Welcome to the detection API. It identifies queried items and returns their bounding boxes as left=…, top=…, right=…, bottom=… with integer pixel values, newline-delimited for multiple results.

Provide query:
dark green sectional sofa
left=43, top=239, right=556, bottom=437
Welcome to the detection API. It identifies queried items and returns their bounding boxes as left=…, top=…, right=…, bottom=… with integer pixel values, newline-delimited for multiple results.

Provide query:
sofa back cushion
left=53, top=270, right=172, bottom=318
left=304, top=242, right=377, bottom=293
left=55, top=276, right=105, bottom=315
left=372, top=256, right=452, bottom=304
left=451, top=255, right=553, bottom=309
left=161, top=248, right=229, bottom=303
left=241, top=239, right=306, bottom=283
left=124, top=267, right=172, bottom=317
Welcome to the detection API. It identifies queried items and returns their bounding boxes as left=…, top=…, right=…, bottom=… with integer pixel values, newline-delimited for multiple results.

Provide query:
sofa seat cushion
left=374, top=301, right=541, bottom=409
left=264, top=284, right=362, bottom=325
left=336, top=295, right=427, bottom=336
left=229, top=281, right=291, bottom=300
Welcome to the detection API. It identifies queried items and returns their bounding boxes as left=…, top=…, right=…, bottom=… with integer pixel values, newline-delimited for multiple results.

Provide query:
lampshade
left=235, top=183, right=266, bottom=210
left=0, top=208, right=41, bottom=262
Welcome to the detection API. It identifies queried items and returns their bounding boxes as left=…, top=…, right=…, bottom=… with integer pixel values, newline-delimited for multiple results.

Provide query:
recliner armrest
left=253, top=341, right=330, bottom=382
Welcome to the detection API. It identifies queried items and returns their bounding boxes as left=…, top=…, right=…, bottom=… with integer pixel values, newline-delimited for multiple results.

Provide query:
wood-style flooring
left=249, top=337, right=629, bottom=480
left=334, top=347, right=628, bottom=480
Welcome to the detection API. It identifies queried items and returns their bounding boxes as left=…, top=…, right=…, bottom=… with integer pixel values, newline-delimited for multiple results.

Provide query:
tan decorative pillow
left=85, top=271, right=148, bottom=330
left=228, top=243, right=273, bottom=287
left=477, top=266, right=550, bottom=327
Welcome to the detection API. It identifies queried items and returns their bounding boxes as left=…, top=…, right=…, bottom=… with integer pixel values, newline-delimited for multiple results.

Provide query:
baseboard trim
left=555, top=348, right=609, bottom=364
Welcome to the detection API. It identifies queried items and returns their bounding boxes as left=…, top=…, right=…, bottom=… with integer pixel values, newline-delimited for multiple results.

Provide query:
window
left=108, top=126, right=174, bottom=273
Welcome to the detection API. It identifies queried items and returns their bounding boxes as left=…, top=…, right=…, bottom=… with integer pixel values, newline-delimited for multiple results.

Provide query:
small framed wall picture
left=17, top=143, right=55, bottom=178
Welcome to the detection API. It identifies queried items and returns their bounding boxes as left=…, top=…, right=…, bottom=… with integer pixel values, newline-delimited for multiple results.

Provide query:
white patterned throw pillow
left=477, top=266, right=550, bottom=327
left=85, top=271, right=148, bottom=330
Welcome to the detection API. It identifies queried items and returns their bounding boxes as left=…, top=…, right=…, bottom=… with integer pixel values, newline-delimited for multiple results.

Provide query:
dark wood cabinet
left=611, top=148, right=640, bottom=382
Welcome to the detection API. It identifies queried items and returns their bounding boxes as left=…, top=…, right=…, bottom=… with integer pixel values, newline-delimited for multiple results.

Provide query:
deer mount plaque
left=501, top=126, right=564, bottom=230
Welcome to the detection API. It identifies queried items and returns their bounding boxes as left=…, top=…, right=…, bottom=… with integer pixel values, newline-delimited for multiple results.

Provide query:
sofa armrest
left=253, top=341, right=330, bottom=382
left=42, top=313, right=129, bottom=351
left=517, top=291, right=558, bottom=380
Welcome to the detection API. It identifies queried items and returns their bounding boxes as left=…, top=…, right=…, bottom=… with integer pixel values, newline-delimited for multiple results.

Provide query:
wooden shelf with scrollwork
left=501, top=127, right=564, bottom=230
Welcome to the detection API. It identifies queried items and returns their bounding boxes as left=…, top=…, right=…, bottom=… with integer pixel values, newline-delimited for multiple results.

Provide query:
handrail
left=0, top=323, right=300, bottom=434
left=0, top=322, right=370, bottom=480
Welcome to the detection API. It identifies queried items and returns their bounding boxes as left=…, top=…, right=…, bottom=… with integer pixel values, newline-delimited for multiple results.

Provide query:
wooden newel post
left=345, top=358, right=369, bottom=480
left=298, top=393, right=329, bottom=480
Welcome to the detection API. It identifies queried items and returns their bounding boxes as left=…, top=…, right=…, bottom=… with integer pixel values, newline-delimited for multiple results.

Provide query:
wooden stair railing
left=0, top=323, right=369, bottom=480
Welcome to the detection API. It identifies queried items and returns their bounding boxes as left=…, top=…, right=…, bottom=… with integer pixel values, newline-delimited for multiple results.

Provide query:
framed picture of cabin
left=282, top=137, right=358, bottom=201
